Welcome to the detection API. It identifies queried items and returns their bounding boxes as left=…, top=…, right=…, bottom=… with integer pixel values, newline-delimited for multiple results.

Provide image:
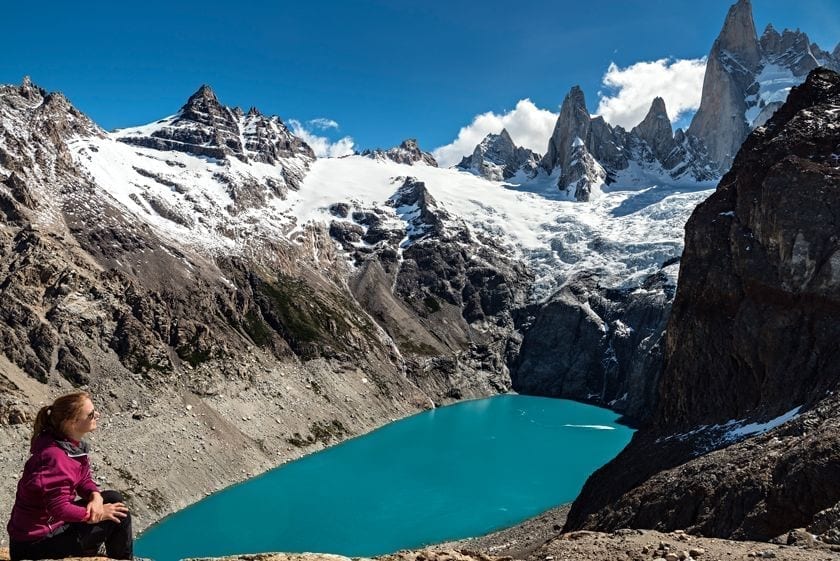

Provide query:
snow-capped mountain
left=73, top=85, right=315, bottom=255
left=460, top=0, right=839, bottom=201
left=535, top=84, right=717, bottom=202
left=360, top=138, right=438, bottom=166
left=456, top=129, right=540, bottom=181
left=0, top=71, right=713, bottom=429
left=687, top=0, right=840, bottom=171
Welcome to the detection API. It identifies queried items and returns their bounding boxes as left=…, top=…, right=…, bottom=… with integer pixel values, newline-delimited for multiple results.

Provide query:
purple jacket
left=7, top=433, right=100, bottom=541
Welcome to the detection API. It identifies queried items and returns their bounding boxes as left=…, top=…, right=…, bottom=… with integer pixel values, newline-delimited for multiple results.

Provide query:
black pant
left=10, top=490, right=133, bottom=560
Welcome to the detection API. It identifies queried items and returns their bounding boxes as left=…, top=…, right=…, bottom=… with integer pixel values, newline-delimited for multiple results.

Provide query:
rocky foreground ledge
left=4, top=526, right=840, bottom=561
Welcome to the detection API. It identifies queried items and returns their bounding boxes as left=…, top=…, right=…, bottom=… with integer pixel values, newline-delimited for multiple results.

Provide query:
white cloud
left=432, top=99, right=558, bottom=169
left=596, top=57, right=707, bottom=130
left=308, top=117, right=339, bottom=130
left=289, top=119, right=355, bottom=158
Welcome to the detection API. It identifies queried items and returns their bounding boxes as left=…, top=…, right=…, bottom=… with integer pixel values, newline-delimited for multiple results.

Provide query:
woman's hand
left=87, top=501, right=129, bottom=524
left=86, top=491, right=104, bottom=523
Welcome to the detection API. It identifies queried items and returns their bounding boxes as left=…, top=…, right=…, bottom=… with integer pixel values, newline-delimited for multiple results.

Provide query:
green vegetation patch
left=243, top=309, right=273, bottom=347
left=255, top=275, right=377, bottom=359
left=176, top=331, right=215, bottom=367
left=423, top=294, right=441, bottom=313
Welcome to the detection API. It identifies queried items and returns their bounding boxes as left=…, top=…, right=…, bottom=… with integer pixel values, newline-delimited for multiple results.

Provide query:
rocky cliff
left=566, top=68, right=840, bottom=543
left=511, top=267, right=674, bottom=424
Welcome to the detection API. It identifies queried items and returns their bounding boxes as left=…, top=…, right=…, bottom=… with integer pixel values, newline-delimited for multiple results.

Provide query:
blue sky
left=2, top=1, right=837, bottom=158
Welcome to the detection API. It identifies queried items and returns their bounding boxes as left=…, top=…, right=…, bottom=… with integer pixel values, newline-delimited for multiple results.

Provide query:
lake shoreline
left=135, top=396, right=630, bottom=561
left=438, top=503, right=570, bottom=558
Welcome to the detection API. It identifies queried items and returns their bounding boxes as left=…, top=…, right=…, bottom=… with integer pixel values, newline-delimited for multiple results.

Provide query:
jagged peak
left=246, top=106, right=261, bottom=117
left=649, top=97, right=668, bottom=118
left=183, top=84, right=221, bottom=109
left=716, top=0, right=760, bottom=68
left=195, top=84, right=217, bottom=99
left=478, top=129, right=515, bottom=149
left=632, top=96, right=675, bottom=163
left=563, top=85, right=588, bottom=113
left=779, top=27, right=808, bottom=40
left=631, top=97, right=671, bottom=133
left=361, top=138, right=437, bottom=167
left=761, top=23, right=779, bottom=40
left=17, top=75, right=45, bottom=100
left=117, top=82, right=315, bottom=164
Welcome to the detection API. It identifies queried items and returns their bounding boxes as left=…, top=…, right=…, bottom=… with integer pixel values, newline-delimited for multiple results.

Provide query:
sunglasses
left=83, top=409, right=101, bottom=421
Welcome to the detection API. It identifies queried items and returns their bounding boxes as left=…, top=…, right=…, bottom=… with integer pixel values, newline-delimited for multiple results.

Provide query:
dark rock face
left=659, top=67, right=840, bottom=430
left=512, top=269, right=673, bottom=424
left=361, top=139, right=438, bottom=167
left=457, top=129, right=539, bottom=180
left=566, top=68, right=840, bottom=541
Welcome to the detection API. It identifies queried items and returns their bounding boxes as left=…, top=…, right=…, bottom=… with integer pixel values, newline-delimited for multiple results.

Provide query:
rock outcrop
left=511, top=266, right=674, bottom=424
left=566, top=68, right=840, bottom=541
left=457, top=129, right=539, bottom=180
left=361, top=139, right=438, bottom=166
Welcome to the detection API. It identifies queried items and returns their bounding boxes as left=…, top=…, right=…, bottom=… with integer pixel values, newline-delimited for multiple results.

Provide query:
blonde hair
left=31, top=391, right=90, bottom=450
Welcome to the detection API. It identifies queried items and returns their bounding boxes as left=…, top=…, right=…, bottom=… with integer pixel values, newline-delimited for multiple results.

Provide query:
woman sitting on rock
left=7, top=391, right=132, bottom=560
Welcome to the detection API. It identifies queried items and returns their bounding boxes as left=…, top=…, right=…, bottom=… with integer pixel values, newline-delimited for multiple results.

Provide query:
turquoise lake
left=136, top=395, right=633, bottom=561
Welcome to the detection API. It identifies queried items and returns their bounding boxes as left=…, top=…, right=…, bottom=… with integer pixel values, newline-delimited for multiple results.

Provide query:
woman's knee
left=100, top=489, right=125, bottom=504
